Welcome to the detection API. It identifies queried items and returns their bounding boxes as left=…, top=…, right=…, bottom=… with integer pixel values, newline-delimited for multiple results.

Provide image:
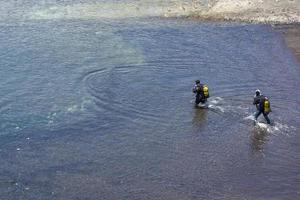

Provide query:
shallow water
left=0, top=17, right=300, bottom=199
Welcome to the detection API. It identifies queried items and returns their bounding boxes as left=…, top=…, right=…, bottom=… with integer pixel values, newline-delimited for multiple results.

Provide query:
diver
left=253, top=89, right=271, bottom=124
left=193, top=80, right=210, bottom=106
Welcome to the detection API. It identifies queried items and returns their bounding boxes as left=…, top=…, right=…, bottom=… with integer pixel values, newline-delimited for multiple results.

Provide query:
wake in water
left=204, top=95, right=297, bottom=135
left=244, top=114, right=296, bottom=135
left=191, top=96, right=225, bottom=112
left=191, top=95, right=296, bottom=135
left=207, top=97, right=225, bottom=113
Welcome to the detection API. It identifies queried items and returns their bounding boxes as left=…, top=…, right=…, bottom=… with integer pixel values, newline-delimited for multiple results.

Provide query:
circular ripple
left=82, top=65, right=173, bottom=124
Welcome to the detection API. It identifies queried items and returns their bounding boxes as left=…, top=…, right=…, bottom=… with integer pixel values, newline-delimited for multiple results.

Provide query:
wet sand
left=274, top=24, right=300, bottom=63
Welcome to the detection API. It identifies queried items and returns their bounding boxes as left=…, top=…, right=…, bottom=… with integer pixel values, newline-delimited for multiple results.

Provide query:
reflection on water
left=250, top=127, right=269, bottom=153
left=192, top=106, right=208, bottom=132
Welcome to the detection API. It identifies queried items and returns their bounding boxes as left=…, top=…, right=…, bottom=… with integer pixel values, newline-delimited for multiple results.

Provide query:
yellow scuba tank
left=264, top=98, right=270, bottom=113
left=203, top=85, right=209, bottom=98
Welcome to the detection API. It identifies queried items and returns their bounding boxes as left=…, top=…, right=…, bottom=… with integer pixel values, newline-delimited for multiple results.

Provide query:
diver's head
left=195, top=80, right=200, bottom=84
left=255, top=89, right=261, bottom=96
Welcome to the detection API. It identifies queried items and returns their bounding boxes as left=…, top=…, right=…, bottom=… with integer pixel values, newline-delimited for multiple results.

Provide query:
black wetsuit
left=193, top=83, right=207, bottom=105
left=253, top=95, right=271, bottom=124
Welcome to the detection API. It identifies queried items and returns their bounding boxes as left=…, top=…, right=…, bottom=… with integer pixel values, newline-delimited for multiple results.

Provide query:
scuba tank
left=203, top=85, right=209, bottom=98
left=264, top=97, right=270, bottom=113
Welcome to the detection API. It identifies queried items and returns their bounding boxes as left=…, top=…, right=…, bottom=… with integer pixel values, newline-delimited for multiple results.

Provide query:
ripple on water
left=82, top=65, right=172, bottom=125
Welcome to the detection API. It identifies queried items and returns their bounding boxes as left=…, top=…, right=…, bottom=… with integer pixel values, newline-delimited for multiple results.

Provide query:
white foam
left=210, top=99, right=220, bottom=104
left=67, top=105, right=78, bottom=113
left=208, top=104, right=225, bottom=112
left=254, top=121, right=296, bottom=135
left=256, top=122, right=268, bottom=129
left=244, top=114, right=256, bottom=121
left=209, top=96, right=224, bottom=105
left=197, top=102, right=208, bottom=108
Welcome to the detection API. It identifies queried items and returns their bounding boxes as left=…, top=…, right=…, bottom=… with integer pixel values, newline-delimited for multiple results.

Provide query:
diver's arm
left=192, top=86, right=196, bottom=93
left=253, top=97, right=260, bottom=110
left=253, top=97, right=259, bottom=105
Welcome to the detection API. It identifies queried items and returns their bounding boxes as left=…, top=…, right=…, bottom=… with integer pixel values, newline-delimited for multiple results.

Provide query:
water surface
left=0, top=18, right=300, bottom=199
